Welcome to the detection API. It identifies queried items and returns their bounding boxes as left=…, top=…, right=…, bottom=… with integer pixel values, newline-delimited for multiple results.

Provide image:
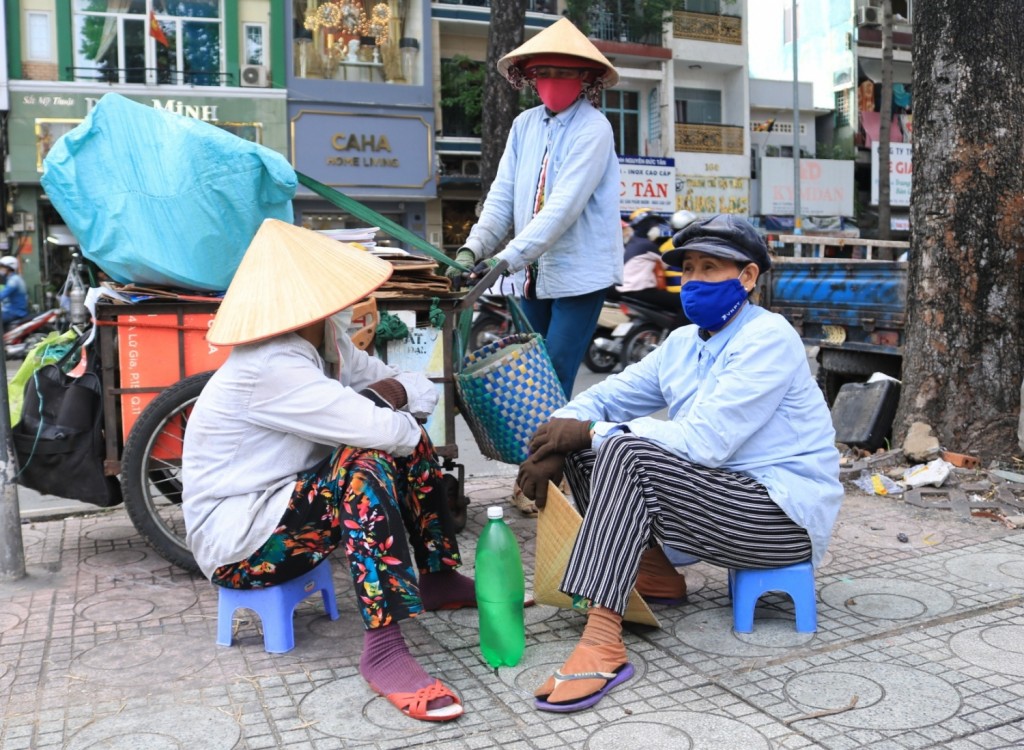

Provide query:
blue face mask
left=680, top=278, right=748, bottom=331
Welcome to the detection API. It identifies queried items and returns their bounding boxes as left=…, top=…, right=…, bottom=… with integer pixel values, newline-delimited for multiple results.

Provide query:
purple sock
left=359, top=623, right=452, bottom=709
left=419, top=570, right=476, bottom=611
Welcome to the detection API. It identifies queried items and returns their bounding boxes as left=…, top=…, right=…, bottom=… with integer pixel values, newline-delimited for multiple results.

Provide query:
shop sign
left=676, top=173, right=749, bottom=217
left=871, top=142, right=912, bottom=207
left=759, top=157, right=854, bottom=216
left=291, top=109, right=433, bottom=195
left=619, top=157, right=675, bottom=213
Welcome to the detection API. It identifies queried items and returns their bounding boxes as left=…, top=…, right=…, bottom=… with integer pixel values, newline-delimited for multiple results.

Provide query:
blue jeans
left=520, top=289, right=606, bottom=399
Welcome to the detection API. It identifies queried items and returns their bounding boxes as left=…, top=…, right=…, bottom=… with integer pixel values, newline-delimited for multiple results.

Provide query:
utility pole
left=877, top=0, right=894, bottom=240
left=791, top=0, right=802, bottom=235
left=0, top=335, right=26, bottom=581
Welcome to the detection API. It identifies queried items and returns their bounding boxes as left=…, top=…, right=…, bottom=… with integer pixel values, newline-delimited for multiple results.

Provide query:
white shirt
left=182, top=326, right=421, bottom=579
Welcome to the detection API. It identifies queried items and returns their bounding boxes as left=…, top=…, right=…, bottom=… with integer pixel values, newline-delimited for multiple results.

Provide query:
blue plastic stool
left=727, top=561, right=817, bottom=633
left=216, top=560, right=340, bottom=653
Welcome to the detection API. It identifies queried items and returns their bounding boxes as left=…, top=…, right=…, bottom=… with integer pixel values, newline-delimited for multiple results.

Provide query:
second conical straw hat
left=207, top=218, right=393, bottom=346
left=534, top=482, right=660, bottom=628
left=498, top=17, right=619, bottom=88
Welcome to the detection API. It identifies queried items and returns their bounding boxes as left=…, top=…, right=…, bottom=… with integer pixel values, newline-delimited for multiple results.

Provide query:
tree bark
left=895, top=2, right=1024, bottom=460
left=480, top=1, right=526, bottom=201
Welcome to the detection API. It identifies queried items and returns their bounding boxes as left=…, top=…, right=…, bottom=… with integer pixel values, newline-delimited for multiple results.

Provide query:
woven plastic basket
left=456, top=332, right=566, bottom=465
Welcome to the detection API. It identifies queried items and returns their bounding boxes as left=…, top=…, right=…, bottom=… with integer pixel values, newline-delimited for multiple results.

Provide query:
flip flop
left=534, top=663, right=635, bottom=713
left=375, top=679, right=464, bottom=722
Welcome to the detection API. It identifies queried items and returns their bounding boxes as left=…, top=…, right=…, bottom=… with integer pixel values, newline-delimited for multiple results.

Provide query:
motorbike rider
left=614, top=208, right=683, bottom=312
left=0, top=255, right=30, bottom=327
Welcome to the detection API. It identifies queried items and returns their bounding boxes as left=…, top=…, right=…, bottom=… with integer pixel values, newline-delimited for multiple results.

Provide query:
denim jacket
left=463, top=99, right=623, bottom=298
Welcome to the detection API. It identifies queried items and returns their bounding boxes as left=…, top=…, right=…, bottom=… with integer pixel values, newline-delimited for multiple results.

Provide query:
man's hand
left=529, top=418, right=593, bottom=461
left=516, top=452, right=566, bottom=508
left=444, top=247, right=476, bottom=287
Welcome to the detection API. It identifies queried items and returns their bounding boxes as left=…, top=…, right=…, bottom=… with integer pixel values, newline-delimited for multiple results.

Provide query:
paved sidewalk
left=3, top=474, right=1024, bottom=749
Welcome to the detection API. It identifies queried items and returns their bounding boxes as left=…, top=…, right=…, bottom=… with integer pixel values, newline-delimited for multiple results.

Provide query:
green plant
left=440, top=55, right=486, bottom=135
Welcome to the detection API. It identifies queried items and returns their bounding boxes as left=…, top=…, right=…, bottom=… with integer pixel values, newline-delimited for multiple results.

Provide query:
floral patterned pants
left=211, top=430, right=462, bottom=629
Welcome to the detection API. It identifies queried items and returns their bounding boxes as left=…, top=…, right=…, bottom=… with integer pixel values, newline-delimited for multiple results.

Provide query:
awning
left=859, top=58, right=913, bottom=85
left=860, top=111, right=903, bottom=147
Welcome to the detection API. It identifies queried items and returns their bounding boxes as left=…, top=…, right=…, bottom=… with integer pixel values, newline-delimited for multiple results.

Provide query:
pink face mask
left=535, top=78, right=583, bottom=113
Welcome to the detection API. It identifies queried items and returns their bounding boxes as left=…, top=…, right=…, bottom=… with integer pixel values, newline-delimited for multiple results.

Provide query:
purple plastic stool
left=727, top=561, right=817, bottom=633
left=217, top=559, right=340, bottom=653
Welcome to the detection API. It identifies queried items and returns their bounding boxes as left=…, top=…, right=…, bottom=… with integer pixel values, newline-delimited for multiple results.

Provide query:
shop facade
left=286, top=1, right=436, bottom=247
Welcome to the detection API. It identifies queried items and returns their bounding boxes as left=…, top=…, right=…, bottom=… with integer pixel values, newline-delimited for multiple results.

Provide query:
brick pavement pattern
left=3, top=478, right=1024, bottom=749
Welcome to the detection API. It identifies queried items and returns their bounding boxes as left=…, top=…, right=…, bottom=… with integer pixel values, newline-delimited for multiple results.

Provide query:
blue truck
left=761, top=236, right=910, bottom=405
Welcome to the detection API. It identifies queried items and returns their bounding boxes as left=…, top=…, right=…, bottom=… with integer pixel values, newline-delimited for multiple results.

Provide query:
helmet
left=628, top=207, right=659, bottom=229
left=670, top=210, right=699, bottom=231
left=0, top=256, right=18, bottom=272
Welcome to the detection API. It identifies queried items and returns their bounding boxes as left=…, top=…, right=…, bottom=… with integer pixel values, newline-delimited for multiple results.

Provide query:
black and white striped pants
left=561, top=433, right=812, bottom=615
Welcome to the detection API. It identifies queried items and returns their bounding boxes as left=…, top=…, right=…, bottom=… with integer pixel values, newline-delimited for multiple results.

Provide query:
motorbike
left=614, top=296, right=689, bottom=368
left=3, top=307, right=66, bottom=359
left=583, top=300, right=631, bottom=373
left=468, top=294, right=514, bottom=352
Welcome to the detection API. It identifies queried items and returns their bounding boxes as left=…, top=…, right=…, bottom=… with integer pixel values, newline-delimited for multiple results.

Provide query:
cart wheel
left=443, top=473, right=469, bottom=533
left=121, top=371, right=213, bottom=574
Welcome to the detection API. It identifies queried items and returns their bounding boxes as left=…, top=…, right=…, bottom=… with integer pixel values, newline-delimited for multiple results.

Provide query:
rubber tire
left=621, top=323, right=665, bottom=367
left=121, top=371, right=213, bottom=574
left=469, top=313, right=510, bottom=352
left=819, top=349, right=901, bottom=378
left=583, top=332, right=618, bottom=373
left=443, top=473, right=468, bottom=533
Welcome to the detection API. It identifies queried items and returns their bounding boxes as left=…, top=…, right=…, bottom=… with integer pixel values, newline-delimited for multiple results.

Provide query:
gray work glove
left=445, top=247, right=476, bottom=286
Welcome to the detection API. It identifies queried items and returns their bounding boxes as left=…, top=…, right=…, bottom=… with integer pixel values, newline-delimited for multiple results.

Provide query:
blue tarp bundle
left=41, top=93, right=296, bottom=291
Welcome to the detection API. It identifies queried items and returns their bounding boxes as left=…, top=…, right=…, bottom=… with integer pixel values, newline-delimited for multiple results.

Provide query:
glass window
left=674, top=87, right=721, bottom=124
left=293, top=0, right=424, bottom=85
left=73, top=1, right=222, bottom=86
left=244, top=23, right=267, bottom=66
left=27, top=12, right=53, bottom=61
left=602, top=89, right=640, bottom=156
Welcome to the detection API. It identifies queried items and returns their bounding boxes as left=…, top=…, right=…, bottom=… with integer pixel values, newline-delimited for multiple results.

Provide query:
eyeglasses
left=524, top=66, right=589, bottom=80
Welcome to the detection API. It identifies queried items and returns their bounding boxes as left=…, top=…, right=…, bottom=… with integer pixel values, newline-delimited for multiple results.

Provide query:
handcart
left=89, top=266, right=502, bottom=574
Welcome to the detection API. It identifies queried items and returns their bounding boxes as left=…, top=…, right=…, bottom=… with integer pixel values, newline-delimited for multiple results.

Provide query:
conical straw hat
left=207, top=218, right=393, bottom=346
left=498, top=17, right=619, bottom=88
left=534, top=482, right=660, bottom=628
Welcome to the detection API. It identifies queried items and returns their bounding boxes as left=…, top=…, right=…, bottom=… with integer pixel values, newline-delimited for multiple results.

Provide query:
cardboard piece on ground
left=534, top=483, right=660, bottom=628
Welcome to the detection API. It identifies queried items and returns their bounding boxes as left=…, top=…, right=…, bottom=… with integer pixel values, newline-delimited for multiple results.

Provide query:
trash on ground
left=903, top=458, right=953, bottom=489
left=853, top=473, right=904, bottom=496
left=991, top=469, right=1024, bottom=484
left=897, top=532, right=909, bottom=543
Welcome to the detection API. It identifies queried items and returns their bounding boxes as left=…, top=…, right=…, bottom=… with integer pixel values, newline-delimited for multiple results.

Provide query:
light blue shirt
left=554, top=303, right=842, bottom=567
left=463, top=98, right=623, bottom=298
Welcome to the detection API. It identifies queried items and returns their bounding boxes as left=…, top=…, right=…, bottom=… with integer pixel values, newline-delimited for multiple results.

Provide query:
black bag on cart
left=12, top=356, right=121, bottom=508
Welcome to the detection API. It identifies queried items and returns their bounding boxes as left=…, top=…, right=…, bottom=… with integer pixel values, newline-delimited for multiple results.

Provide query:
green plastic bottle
left=475, top=506, right=526, bottom=667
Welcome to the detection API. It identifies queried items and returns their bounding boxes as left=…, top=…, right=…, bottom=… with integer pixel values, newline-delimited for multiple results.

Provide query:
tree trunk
left=876, top=0, right=892, bottom=240
left=480, top=1, right=527, bottom=201
left=895, top=2, right=1024, bottom=460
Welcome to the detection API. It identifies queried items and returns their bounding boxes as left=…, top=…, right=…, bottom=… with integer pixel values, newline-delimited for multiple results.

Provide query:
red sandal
left=377, top=679, right=464, bottom=722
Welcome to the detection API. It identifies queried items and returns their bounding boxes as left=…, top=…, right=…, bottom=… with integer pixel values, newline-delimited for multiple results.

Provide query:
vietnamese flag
left=149, top=11, right=169, bottom=47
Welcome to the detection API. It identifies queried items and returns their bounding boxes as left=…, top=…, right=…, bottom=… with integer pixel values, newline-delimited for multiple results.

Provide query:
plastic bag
left=903, top=458, right=952, bottom=489
left=40, top=93, right=296, bottom=291
left=853, top=472, right=904, bottom=496
left=8, top=330, right=82, bottom=425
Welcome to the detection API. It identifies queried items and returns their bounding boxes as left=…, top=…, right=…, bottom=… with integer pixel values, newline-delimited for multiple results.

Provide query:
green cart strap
left=296, top=172, right=469, bottom=271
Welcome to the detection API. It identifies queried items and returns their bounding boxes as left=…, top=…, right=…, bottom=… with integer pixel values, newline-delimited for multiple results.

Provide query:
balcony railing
left=675, top=123, right=745, bottom=155
left=673, top=10, right=742, bottom=45
left=435, top=0, right=557, bottom=12
left=67, top=67, right=234, bottom=86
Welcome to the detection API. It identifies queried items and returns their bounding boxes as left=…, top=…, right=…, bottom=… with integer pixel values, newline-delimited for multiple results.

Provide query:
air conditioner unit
left=855, top=0, right=881, bottom=8
left=240, top=64, right=269, bottom=87
left=461, top=159, right=482, bottom=177
left=857, top=6, right=881, bottom=25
